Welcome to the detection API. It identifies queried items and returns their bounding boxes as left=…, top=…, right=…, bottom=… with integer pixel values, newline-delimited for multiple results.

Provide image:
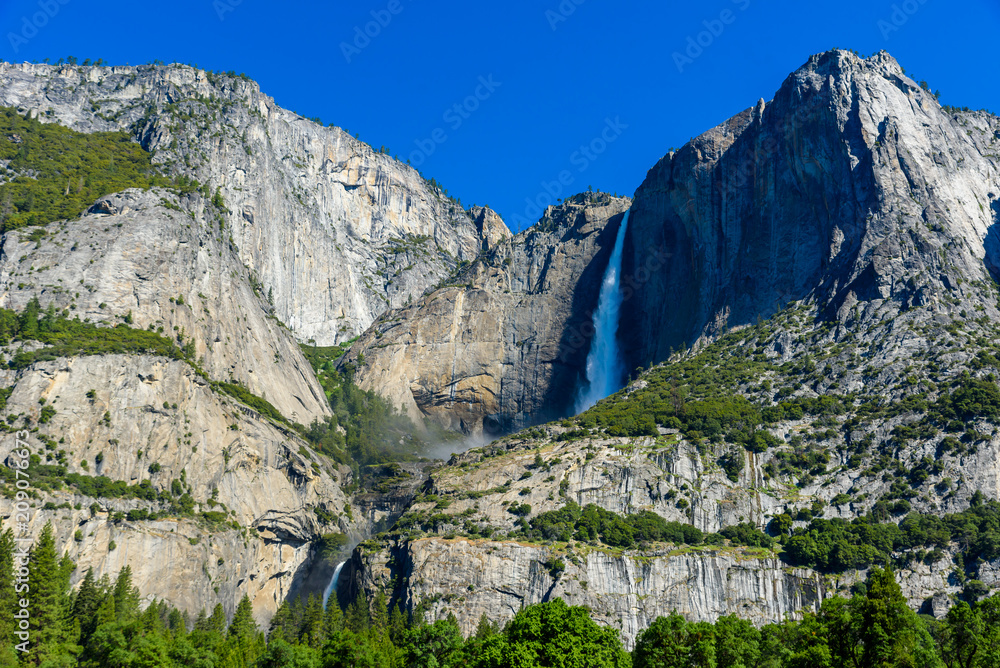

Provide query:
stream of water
left=322, top=560, right=346, bottom=609
left=575, top=210, right=630, bottom=413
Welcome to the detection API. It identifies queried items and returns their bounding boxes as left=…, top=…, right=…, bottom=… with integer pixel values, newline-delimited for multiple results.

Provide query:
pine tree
left=855, top=567, right=938, bottom=668
left=72, top=568, right=100, bottom=619
left=0, top=530, right=18, bottom=667
left=19, top=298, right=39, bottom=339
left=207, top=603, right=227, bottom=634
left=93, top=595, right=116, bottom=630
left=464, top=611, right=500, bottom=659
left=167, top=608, right=187, bottom=637
left=371, top=591, right=389, bottom=637
left=302, top=594, right=325, bottom=648
left=324, top=595, right=344, bottom=636
left=345, top=591, right=369, bottom=633
left=225, top=595, right=264, bottom=667
left=27, top=522, right=70, bottom=667
left=388, top=602, right=407, bottom=644
left=58, top=554, right=74, bottom=589
left=289, top=596, right=305, bottom=640
left=72, top=567, right=102, bottom=642
left=111, top=565, right=141, bottom=622
left=228, top=595, right=258, bottom=640
left=139, top=601, right=164, bottom=634
left=151, top=599, right=165, bottom=623
left=473, top=612, right=499, bottom=640
left=268, top=601, right=293, bottom=642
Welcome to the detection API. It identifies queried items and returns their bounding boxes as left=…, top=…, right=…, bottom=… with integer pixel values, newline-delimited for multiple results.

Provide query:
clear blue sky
left=1, top=0, right=997, bottom=230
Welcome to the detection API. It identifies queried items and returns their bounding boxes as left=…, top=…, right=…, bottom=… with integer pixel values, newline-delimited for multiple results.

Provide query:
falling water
left=575, top=210, right=630, bottom=413
left=322, top=560, right=346, bottom=609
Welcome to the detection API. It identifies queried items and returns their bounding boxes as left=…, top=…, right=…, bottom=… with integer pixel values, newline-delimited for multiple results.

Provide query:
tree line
left=3, top=522, right=1000, bottom=667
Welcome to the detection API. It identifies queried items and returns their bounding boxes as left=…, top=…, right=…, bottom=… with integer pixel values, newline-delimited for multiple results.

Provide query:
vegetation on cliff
left=0, top=299, right=189, bottom=368
left=300, top=341, right=457, bottom=474
left=0, top=106, right=198, bottom=232
left=514, top=501, right=772, bottom=551
left=778, top=493, right=1000, bottom=576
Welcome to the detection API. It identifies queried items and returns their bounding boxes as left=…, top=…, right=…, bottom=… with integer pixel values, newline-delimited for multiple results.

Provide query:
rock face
left=0, top=188, right=328, bottom=424
left=344, top=194, right=632, bottom=436
left=0, top=61, right=503, bottom=346
left=469, top=206, right=513, bottom=252
left=0, top=180, right=352, bottom=625
left=0, top=355, right=357, bottom=625
left=351, top=532, right=989, bottom=649
left=345, top=49, right=1000, bottom=437
left=0, top=60, right=495, bottom=628
left=622, top=50, right=1000, bottom=367
left=345, top=392, right=1000, bottom=646
left=352, top=537, right=825, bottom=649
left=3, top=48, right=1000, bottom=641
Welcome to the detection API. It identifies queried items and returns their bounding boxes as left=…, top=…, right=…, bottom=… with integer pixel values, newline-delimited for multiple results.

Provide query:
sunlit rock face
left=0, top=61, right=502, bottom=348
left=623, top=50, right=1000, bottom=367
left=343, top=195, right=632, bottom=436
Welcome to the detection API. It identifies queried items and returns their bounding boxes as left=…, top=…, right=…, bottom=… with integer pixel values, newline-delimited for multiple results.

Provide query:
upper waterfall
left=575, top=210, right=630, bottom=413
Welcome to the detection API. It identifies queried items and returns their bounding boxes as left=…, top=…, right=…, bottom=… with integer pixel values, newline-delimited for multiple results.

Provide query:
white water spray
left=575, top=210, right=630, bottom=413
left=322, top=560, right=346, bottom=609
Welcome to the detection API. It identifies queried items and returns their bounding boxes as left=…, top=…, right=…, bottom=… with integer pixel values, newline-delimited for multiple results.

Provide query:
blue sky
left=1, top=0, right=997, bottom=231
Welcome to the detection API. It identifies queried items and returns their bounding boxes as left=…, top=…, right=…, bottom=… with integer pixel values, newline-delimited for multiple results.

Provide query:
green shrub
left=933, top=374, right=1000, bottom=421
left=0, top=298, right=189, bottom=368
left=0, top=106, right=197, bottom=231
left=718, top=523, right=773, bottom=548
left=508, top=503, right=532, bottom=517
left=781, top=497, right=1000, bottom=573
left=718, top=450, right=744, bottom=482
left=39, top=405, right=56, bottom=423
left=212, top=380, right=287, bottom=424
left=525, top=502, right=705, bottom=548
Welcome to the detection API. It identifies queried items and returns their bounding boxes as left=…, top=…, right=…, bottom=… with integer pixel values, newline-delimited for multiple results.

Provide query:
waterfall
left=322, top=560, right=346, bottom=609
left=575, top=210, right=630, bottom=413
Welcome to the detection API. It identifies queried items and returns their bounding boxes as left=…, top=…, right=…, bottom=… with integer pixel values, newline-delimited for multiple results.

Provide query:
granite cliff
left=0, top=59, right=494, bottom=627
left=1, top=48, right=1000, bottom=642
left=343, top=50, right=1000, bottom=644
left=622, top=49, right=1000, bottom=368
left=0, top=61, right=503, bottom=346
left=343, top=193, right=632, bottom=436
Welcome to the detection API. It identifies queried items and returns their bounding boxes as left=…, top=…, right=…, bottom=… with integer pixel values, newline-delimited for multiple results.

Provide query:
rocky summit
left=0, top=47, right=999, bottom=661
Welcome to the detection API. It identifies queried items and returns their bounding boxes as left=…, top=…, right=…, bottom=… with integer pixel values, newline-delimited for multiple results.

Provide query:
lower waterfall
left=322, top=560, right=346, bottom=608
